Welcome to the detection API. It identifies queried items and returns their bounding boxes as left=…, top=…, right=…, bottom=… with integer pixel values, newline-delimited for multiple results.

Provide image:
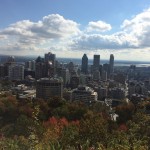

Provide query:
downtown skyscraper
left=81, top=54, right=88, bottom=74
left=109, top=54, right=114, bottom=74
left=93, top=55, right=100, bottom=70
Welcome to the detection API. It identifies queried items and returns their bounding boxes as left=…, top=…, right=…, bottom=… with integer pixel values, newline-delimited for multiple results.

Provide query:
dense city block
left=0, top=53, right=150, bottom=149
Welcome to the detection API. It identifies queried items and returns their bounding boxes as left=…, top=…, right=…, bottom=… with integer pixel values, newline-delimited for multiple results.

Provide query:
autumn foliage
left=0, top=93, right=150, bottom=149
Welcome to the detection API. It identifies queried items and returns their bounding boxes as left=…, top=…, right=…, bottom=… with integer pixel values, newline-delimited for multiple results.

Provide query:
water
left=1, top=55, right=150, bottom=67
left=57, top=58, right=150, bottom=67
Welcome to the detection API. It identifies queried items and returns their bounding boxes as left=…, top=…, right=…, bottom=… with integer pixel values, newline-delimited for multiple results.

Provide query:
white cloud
left=71, top=32, right=138, bottom=51
left=0, top=14, right=80, bottom=54
left=86, top=20, right=112, bottom=32
left=1, top=14, right=80, bottom=39
left=71, top=8, right=150, bottom=52
left=121, top=8, right=150, bottom=47
left=1, top=8, right=150, bottom=60
left=42, top=14, right=80, bottom=36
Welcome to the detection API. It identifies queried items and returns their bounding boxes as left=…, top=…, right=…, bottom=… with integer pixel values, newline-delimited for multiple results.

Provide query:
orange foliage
left=19, top=106, right=34, bottom=117
left=43, top=116, right=79, bottom=141
left=44, top=117, right=66, bottom=127
left=7, top=96, right=18, bottom=105
left=118, top=124, right=128, bottom=131
left=71, top=120, right=80, bottom=126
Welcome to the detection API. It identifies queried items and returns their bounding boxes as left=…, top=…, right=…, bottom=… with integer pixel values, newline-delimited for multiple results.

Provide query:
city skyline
left=1, top=1, right=150, bottom=61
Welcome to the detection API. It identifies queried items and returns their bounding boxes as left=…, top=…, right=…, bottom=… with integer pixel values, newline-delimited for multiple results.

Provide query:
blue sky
left=1, top=0, right=150, bottom=60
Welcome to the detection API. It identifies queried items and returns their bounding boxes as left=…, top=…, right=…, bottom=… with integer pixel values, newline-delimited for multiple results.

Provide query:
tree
left=115, top=102, right=135, bottom=124
left=78, top=111, right=109, bottom=147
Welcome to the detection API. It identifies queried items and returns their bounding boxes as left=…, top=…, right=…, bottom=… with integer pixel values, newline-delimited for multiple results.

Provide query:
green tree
left=115, top=102, right=135, bottom=124
left=78, top=111, right=109, bottom=147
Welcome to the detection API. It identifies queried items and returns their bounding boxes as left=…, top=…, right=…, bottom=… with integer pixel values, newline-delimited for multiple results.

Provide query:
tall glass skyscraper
left=93, top=55, right=100, bottom=70
left=109, top=54, right=114, bottom=74
left=44, top=52, right=56, bottom=67
left=81, top=54, right=88, bottom=74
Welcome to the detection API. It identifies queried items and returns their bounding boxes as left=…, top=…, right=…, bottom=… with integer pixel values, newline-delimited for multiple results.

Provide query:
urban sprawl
left=0, top=53, right=150, bottom=115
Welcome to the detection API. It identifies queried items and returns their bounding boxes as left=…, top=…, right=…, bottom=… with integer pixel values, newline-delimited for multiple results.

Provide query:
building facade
left=109, top=54, right=114, bottom=75
left=36, top=77, right=63, bottom=100
left=8, top=64, right=24, bottom=80
left=81, top=54, right=88, bottom=74
left=45, top=52, right=56, bottom=66
left=93, top=55, right=100, bottom=71
left=71, top=86, right=97, bottom=104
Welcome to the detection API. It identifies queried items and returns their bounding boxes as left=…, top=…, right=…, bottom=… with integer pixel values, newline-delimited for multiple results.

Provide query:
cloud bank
left=0, top=14, right=80, bottom=55
left=0, top=8, right=150, bottom=60
left=86, top=21, right=112, bottom=32
left=72, top=8, right=150, bottom=51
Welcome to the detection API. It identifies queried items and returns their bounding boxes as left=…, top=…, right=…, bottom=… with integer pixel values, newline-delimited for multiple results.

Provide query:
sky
left=1, top=0, right=150, bottom=61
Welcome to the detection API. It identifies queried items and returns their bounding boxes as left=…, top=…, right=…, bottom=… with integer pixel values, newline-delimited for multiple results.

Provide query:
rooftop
left=37, top=77, right=63, bottom=83
left=72, top=85, right=94, bottom=94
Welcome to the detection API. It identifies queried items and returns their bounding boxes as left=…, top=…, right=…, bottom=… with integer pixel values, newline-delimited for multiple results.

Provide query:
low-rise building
left=108, top=87, right=125, bottom=100
left=71, top=85, right=97, bottom=104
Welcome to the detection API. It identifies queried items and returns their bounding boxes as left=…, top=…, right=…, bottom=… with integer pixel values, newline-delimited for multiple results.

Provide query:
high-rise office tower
left=45, top=52, right=56, bottom=67
left=109, top=54, right=114, bottom=74
left=45, top=52, right=56, bottom=76
left=70, top=75, right=80, bottom=89
left=81, top=54, right=88, bottom=74
left=68, top=62, right=74, bottom=73
left=8, top=64, right=24, bottom=80
left=61, top=68, right=70, bottom=86
left=35, top=56, right=45, bottom=79
left=36, top=77, right=63, bottom=100
left=3, top=56, right=16, bottom=77
left=101, top=71, right=107, bottom=81
left=0, top=64, right=8, bottom=78
left=103, top=63, right=109, bottom=73
left=7, top=56, right=15, bottom=63
left=93, top=55, right=100, bottom=70
left=35, top=56, right=53, bottom=79
left=31, top=60, right=35, bottom=71
left=93, top=70, right=100, bottom=81
left=25, top=61, right=32, bottom=70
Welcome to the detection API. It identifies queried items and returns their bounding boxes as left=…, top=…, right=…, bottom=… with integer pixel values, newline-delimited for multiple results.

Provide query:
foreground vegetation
left=0, top=93, right=150, bottom=149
